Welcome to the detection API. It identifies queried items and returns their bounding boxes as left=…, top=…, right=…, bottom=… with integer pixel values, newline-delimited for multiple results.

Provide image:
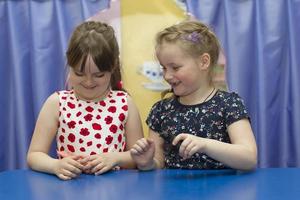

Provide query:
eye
left=74, top=71, right=84, bottom=76
left=95, top=73, right=105, bottom=78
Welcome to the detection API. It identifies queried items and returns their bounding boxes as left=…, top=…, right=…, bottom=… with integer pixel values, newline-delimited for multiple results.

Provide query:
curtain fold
left=0, top=0, right=110, bottom=171
left=186, top=0, right=300, bottom=167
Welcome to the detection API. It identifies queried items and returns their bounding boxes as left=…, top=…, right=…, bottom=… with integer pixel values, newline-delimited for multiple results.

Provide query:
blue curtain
left=0, top=0, right=110, bottom=171
left=186, top=0, right=300, bottom=167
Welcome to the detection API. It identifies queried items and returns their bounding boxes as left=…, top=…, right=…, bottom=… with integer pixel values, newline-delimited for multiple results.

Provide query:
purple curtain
left=186, top=0, right=300, bottom=167
left=0, top=0, right=110, bottom=171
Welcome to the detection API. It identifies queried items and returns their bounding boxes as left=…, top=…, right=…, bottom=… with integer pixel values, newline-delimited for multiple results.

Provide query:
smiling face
left=68, top=55, right=112, bottom=101
left=156, top=42, right=207, bottom=98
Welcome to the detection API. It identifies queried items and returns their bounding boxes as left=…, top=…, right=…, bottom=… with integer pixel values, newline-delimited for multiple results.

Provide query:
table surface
left=1, top=168, right=300, bottom=200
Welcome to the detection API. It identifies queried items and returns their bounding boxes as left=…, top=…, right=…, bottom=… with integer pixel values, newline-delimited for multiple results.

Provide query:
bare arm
left=203, top=118, right=257, bottom=170
left=174, top=118, right=257, bottom=170
left=110, top=95, right=144, bottom=169
left=27, top=93, right=84, bottom=179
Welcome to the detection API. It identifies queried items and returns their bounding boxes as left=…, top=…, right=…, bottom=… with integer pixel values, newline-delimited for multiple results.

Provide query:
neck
left=179, top=85, right=215, bottom=105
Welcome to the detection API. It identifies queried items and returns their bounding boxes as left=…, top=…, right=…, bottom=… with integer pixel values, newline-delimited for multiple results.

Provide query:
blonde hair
left=156, top=20, right=221, bottom=98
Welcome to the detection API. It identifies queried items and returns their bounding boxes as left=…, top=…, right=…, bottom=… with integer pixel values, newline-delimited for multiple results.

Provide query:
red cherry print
left=62, top=96, right=67, bottom=100
left=80, top=147, right=86, bottom=152
left=59, top=146, right=64, bottom=151
left=96, top=144, right=102, bottom=148
left=103, top=148, right=108, bottom=153
left=79, top=138, right=83, bottom=143
left=67, top=113, right=71, bottom=118
left=84, top=114, right=93, bottom=121
left=95, top=133, right=101, bottom=139
left=105, top=135, right=113, bottom=145
left=79, top=121, right=83, bottom=124
left=122, top=105, right=128, bottom=111
left=90, top=152, right=96, bottom=155
left=62, top=120, right=66, bottom=124
left=68, top=133, right=75, bottom=142
left=86, top=106, right=94, bottom=112
left=78, top=103, right=82, bottom=107
left=119, top=124, right=124, bottom=131
left=67, top=121, right=76, bottom=129
left=87, top=141, right=93, bottom=146
left=100, top=101, right=106, bottom=106
left=118, top=134, right=122, bottom=142
left=59, top=111, right=61, bottom=117
left=76, top=111, right=82, bottom=117
left=104, top=116, right=113, bottom=124
left=108, top=106, right=116, bottom=113
left=67, top=145, right=75, bottom=152
left=62, top=128, right=65, bottom=133
left=117, top=92, right=125, bottom=96
left=114, top=144, right=118, bottom=149
left=80, top=128, right=90, bottom=136
left=119, top=113, right=125, bottom=121
left=98, top=109, right=103, bottom=112
left=70, top=97, right=74, bottom=100
left=96, top=115, right=101, bottom=119
left=122, top=98, right=125, bottom=103
left=59, top=135, right=64, bottom=143
left=67, top=102, right=75, bottom=109
left=63, top=107, right=66, bottom=111
left=92, top=123, right=102, bottom=130
left=109, top=124, right=118, bottom=133
left=109, top=99, right=116, bottom=103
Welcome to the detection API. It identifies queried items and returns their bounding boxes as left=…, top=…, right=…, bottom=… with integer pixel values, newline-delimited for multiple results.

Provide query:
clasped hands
left=54, top=151, right=119, bottom=180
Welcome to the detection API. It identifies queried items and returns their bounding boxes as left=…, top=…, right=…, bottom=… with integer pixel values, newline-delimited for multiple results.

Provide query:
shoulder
left=150, top=97, right=175, bottom=112
left=216, top=90, right=245, bottom=105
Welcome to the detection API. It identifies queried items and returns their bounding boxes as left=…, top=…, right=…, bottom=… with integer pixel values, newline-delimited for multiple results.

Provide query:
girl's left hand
left=84, top=153, right=118, bottom=175
left=172, top=133, right=207, bottom=160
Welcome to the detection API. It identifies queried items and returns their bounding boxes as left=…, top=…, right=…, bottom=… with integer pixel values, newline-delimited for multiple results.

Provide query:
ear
left=198, top=53, right=211, bottom=70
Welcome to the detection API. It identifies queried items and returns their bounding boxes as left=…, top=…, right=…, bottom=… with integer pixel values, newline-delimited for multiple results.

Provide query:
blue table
left=0, top=168, right=300, bottom=200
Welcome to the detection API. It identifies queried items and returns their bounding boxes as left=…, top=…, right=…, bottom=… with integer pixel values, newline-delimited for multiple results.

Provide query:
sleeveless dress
left=56, top=89, right=128, bottom=157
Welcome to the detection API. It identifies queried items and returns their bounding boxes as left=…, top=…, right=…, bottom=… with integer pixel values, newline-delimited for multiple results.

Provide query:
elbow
left=241, top=150, right=258, bottom=171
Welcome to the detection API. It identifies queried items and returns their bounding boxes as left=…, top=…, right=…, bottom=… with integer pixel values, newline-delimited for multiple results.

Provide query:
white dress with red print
left=56, top=90, right=128, bottom=157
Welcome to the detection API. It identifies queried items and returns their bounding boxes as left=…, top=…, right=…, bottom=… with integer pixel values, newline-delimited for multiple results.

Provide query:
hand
left=83, top=153, right=118, bottom=175
left=53, top=155, right=84, bottom=180
left=130, top=138, right=155, bottom=170
left=173, top=133, right=207, bottom=160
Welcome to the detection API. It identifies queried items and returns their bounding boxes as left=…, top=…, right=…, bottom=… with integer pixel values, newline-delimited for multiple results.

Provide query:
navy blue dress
left=146, top=90, right=249, bottom=169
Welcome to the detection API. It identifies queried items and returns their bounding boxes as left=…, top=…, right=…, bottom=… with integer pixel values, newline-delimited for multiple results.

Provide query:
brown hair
left=66, top=21, right=123, bottom=91
left=156, top=20, right=221, bottom=98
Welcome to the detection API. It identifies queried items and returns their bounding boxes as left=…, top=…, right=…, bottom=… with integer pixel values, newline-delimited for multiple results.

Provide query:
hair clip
left=181, top=31, right=201, bottom=43
left=117, top=80, right=123, bottom=90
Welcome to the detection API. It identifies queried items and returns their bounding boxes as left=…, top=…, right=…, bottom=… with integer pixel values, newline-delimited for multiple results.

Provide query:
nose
left=163, top=70, right=173, bottom=81
left=83, top=76, right=94, bottom=86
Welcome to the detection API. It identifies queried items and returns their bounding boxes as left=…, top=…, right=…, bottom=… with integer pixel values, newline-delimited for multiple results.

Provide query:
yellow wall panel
left=121, top=0, right=185, bottom=135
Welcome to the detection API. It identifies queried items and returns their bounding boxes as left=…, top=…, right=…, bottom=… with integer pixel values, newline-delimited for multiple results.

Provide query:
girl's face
left=156, top=42, right=208, bottom=97
left=68, top=55, right=112, bottom=101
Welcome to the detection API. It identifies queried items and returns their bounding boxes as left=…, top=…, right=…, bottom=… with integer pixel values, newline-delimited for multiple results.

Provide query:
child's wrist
left=137, top=159, right=157, bottom=171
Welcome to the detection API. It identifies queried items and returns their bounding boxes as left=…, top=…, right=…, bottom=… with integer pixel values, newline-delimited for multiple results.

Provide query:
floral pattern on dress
left=146, top=90, right=249, bottom=169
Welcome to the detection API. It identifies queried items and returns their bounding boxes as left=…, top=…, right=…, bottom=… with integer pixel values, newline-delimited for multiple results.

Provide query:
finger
left=130, top=148, right=140, bottom=155
left=95, top=166, right=110, bottom=175
left=91, top=163, right=105, bottom=174
left=187, top=146, right=199, bottom=158
left=183, top=143, right=194, bottom=159
left=179, top=138, right=192, bottom=157
left=132, top=143, right=145, bottom=153
left=58, top=173, right=72, bottom=180
left=61, top=169, right=77, bottom=178
left=136, top=139, right=149, bottom=151
left=172, top=134, right=187, bottom=145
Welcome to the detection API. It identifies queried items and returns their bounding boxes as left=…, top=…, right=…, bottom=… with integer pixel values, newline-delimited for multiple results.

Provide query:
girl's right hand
left=130, top=138, right=155, bottom=170
left=53, top=155, right=84, bottom=180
